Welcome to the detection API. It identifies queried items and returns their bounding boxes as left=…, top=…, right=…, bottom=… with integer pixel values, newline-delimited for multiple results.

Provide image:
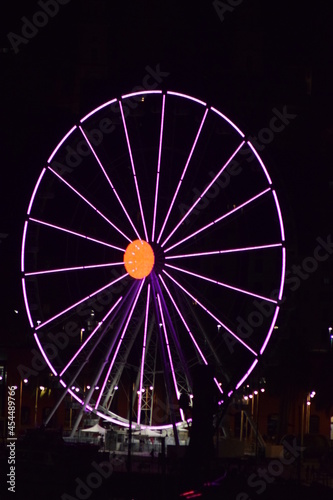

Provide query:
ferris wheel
left=21, top=90, right=286, bottom=433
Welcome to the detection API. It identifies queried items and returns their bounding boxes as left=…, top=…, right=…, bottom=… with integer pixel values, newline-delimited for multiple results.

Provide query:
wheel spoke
left=119, top=101, right=148, bottom=241
left=157, top=108, right=209, bottom=244
left=48, top=166, right=132, bottom=243
left=94, top=278, right=146, bottom=409
left=161, top=140, right=245, bottom=248
left=159, top=274, right=208, bottom=365
left=151, top=94, right=166, bottom=242
left=164, top=187, right=271, bottom=254
left=156, top=293, right=181, bottom=407
left=34, top=273, right=128, bottom=331
left=28, top=217, right=125, bottom=252
left=137, top=284, right=151, bottom=425
left=165, top=243, right=282, bottom=260
left=165, top=262, right=278, bottom=304
left=59, top=296, right=123, bottom=377
left=79, top=125, right=142, bottom=240
left=163, top=269, right=258, bottom=357
left=25, top=261, right=124, bottom=277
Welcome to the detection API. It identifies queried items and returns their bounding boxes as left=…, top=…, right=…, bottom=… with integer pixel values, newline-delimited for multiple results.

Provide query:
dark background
left=0, top=0, right=332, bottom=382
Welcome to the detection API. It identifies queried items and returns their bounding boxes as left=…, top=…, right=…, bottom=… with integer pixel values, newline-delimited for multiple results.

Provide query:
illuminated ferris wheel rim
left=21, top=89, right=286, bottom=430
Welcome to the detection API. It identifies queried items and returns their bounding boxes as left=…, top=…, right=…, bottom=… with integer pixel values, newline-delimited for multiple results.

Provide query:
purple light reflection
left=119, top=101, right=148, bottom=241
left=156, top=108, right=209, bottom=244
left=165, top=187, right=271, bottom=254
left=165, top=263, right=277, bottom=304
left=162, top=141, right=245, bottom=248
left=151, top=94, right=166, bottom=242
left=162, top=269, right=258, bottom=356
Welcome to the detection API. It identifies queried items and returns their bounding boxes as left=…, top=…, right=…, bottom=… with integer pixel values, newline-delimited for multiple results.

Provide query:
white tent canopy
left=81, top=424, right=107, bottom=435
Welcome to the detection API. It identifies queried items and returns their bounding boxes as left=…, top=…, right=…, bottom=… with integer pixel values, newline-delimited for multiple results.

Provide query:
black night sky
left=0, top=0, right=333, bottom=408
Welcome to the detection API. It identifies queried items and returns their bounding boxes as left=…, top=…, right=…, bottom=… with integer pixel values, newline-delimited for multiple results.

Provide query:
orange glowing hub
left=123, top=239, right=155, bottom=279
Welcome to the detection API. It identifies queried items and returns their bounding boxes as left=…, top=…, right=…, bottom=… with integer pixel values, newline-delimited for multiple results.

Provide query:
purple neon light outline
left=151, top=93, right=166, bottom=242
left=163, top=269, right=258, bottom=357
left=214, top=377, right=223, bottom=395
left=165, top=262, right=277, bottom=304
left=260, top=306, right=280, bottom=355
left=210, top=107, right=245, bottom=138
left=278, top=247, right=286, bottom=301
left=156, top=108, right=209, bottom=245
left=47, top=125, right=77, bottom=163
left=247, top=141, right=272, bottom=185
left=165, top=243, right=283, bottom=260
left=119, top=101, right=149, bottom=241
left=21, top=221, right=29, bottom=273
left=35, top=273, right=128, bottom=331
left=167, top=91, right=207, bottom=107
left=235, top=359, right=258, bottom=390
left=25, top=261, right=124, bottom=277
left=22, top=278, right=34, bottom=328
left=34, top=333, right=58, bottom=376
left=78, top=126, right=141, bottom=240
left=29, top=217, right=125, bottom=252
left=94, top=278, right=146, bottom=409
left=161, top=141, right=245, bottom=248
left=48, top=166, right=132, bottom=243
left=165, top=187, right=271, bottom=254
left=158, top=274, right=208, bottom=365
left=27, top=168, right=47, bottom=215
left=156, top=293, right=181, bottom=401
left=272, top=190, right=286, bottom=242
left=80, top=98, right=117, bottom=123
left=121, top=90, right=162, bottom=99
left=137, top=284, right=151, bottom=425
left=60, top=296, right=123, bottom=377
